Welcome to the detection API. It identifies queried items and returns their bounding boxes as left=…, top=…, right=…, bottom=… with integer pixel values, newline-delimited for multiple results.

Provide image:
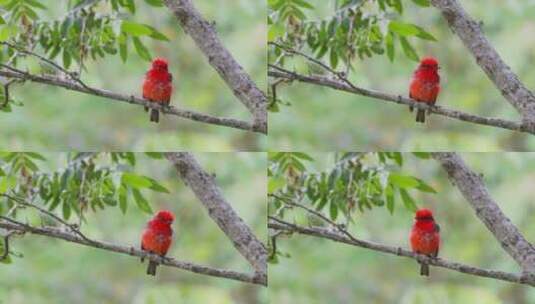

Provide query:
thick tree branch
left=269, top=218, right=535, bottom=287
left=269, top=67, right=535, bottom=135
left=432, top=152, right=535, bottom=273
left=165, top=152, right=267, bottom=279
left=0, top=68, right=263, bottom=133
left=430, top=0, right=535, bottom=126
left=0, top=219, right=265, bottom=285
left=163, top=0, right=267, bottom=132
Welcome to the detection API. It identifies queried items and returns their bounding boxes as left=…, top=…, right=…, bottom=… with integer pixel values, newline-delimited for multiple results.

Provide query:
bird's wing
left=434, top=223, right=440, bottom=233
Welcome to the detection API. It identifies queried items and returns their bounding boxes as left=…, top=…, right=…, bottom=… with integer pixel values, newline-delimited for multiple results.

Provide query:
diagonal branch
left=269, top=67, right=535, bottom=135
left=0, top=68, right=262, bottom=133
left=430, top=0, right=535, bottom=126
left=163, top=0, right=267, bottom=132
left=165, top=152, right=267, bottom=279
left=269, top=218, right=535, bottom=287
left=432, top=152, right=535, bottom=273
left=0, top=219, right=265, bottom=285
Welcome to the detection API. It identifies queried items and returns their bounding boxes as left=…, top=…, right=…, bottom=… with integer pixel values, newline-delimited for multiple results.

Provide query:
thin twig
left=0, top=68, right=263, bottom=133
left=0, top=219, right=265, bottom=285
left=0, top=193, right=93, bottom=244
left=269, top=218, right=535, bottom=287
left=269, top=67, right=535, bottom=135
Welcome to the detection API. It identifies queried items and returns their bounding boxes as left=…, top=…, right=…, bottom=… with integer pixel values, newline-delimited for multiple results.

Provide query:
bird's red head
left=154, top=210, right=175, bottom=224
left=415, top=208, right=434, bottom=221
left=418, top=57, right=439, bottom=70
left=151, top=57, right=168, bottom=71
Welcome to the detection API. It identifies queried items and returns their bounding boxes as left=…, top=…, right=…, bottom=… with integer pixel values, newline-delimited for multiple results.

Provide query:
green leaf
left=25, top=152, right=46, bottom=161
left=412, top=152, right=431, bottom=159
left=0, top=167, right=4, bottom=176
left=329, top=48, right=338, bottom=69
left=25, top=0, right=47, bottom=9
left=145, top=152, right=163, bottom=159
left=415, top=27, right=437, bottom=41
left=415, top=178, right=437, bottom=193
left=0, top=25, right=17, bottom=42
left=119, top=185, right=128, bottom=214
left=121, top=21, right=152, bottom=36
left=268, top=177, right=285, bottom=194
left=412, top=0, right=430, bottom=7
left=144, top=0, right=163, bottom=6
left=62, top=201, right=71, bottom=220
left=399, top=36, right=419, bottom=62
left=386, top=186, right=395, bottom=214
left=293, top=0, right=314, bottom=9
left=386, top=31, right=395, bottom=62
left=132, top=37, right=151, bottom=61
left=119, top=33, right=128, bottom=63
left=399, top=189, right=417, bottom=212
left=0, top=15, right=5, bottom=24
left=132, top=189, right=153, bottom=214
left=62, top=49, right=71, bottom=69
left=329, top=201, right=338, bottom=221
left=0, top=176, right=16, bottom=193
left=121, top=172, right=152, bottom=188
left=124, top=0, right=136, bottom=13
left=388, top=21, right=420, bottom=37
left=268, top=23, right=285, bottom=41
left=48, top=196, right=61, bottom=211
left=291, top=152, right=314, bottom=161
left=147, top=177, right=169, bottom=193
left=389, top=173, right=419, bottom=188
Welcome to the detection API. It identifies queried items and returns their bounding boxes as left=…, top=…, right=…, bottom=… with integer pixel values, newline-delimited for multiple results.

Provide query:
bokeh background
left=268, top=1, right=535, bottom=151
left=269, top=152, right=535, bottom=304
left=0, top=1, right=266, bottom=151
left=0, top=152, right=267, bottom=304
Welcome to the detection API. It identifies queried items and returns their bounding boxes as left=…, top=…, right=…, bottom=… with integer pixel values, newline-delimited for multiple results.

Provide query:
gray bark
left=165, top=153, right=267, bottom=278
left=432, top=152, right=535, bottom=273
left=431, top=0, right=535, bottom=127
left=163, top=0, right=267, bottom=131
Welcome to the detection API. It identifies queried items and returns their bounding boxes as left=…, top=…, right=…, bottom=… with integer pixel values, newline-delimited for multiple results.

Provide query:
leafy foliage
left=268, top=0, right=436, bottom=111
left=0, top=152, right=169, bottom=225
left=268, top=152, right=436, bottom=263
left=0, top=0, right=168, bottom=67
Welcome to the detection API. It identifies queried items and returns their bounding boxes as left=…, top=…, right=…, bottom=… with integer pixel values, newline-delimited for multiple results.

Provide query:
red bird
left=410, top=208, right=440, bottom=276
left=141, top=210, right=175, bottom=276
left=142, top=57, right=173, bottom=123
left=409, top=57, right=440, bottom=123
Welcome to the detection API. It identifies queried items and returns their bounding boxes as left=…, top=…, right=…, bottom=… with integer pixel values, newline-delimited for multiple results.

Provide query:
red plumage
left=141, top=210, right=175, bottom=276
left=142, top=57, right=173, bottom=123
left=410, top=208, right=440, bottom=276
left=409, top=56, right=441, bottom=123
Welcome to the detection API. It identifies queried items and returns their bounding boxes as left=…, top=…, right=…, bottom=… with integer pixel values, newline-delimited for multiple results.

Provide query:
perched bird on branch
left=142, top=58, right=173, bottom=123
left=409, top=57, right=441, bottom=123
left=410, top=208, right=440, bottom=276
left=141, top=210, right=175, bottom=276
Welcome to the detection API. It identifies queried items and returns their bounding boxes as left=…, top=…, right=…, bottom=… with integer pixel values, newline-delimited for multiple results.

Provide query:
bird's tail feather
left=150, top=109, right=159, bottom=123
left=416, top=109, right=425, bottom=123
left=147, top=261, right=158, bottom=276
left=420, top=263, right=430, bottom=276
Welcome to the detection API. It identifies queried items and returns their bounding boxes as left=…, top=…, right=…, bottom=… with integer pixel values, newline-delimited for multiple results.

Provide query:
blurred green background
left=268, top=1, right=535, bottom=151
left=0, top=1, right=266, bottom=151
left=269, top=152, right=535, bottom=304
left=0, top=152, right=267, bottom=304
